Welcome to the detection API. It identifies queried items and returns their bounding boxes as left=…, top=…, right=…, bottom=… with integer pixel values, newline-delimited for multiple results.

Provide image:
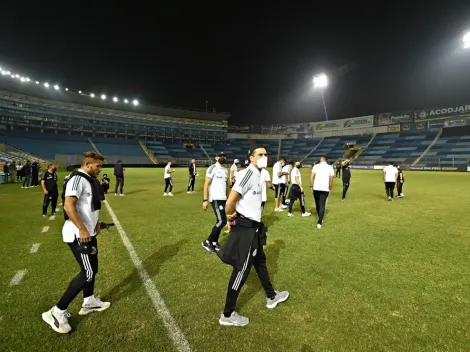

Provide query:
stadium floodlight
left=44, top=82, right=50, bottom=88
left=36, top=81, right=39, bottom=84
left=65, top=88, right=69, bottom=91
left=113, top=97, right=118, bottom=102
left=78, top=90, right=82, bottom=94
left=15, top=74, right=20, bottom=78
left=123, top=99, right=129, bottom=104
left=11, top=74, right=15, bottom=78
left=464, top=31, right=470, bottom=48
left=26, top=77, right=30, bottom=82
left=313, top=73, right=329, bottom=121
left=90, top=93, right=95, bottom=98
left=20, top=77, right=26, bottom=82
left=1, top=71, right=7, bottom=76
left=132, top=99, right=139, bottom=106
left=54, top=84, right=60, bottom=90
left=6, top=71, right=11, bottom=75
left=101, top=94, right=106, bottom=100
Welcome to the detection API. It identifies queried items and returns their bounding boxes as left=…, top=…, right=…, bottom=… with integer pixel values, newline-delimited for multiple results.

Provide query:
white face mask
left=256, top=156, right=268, bottom=169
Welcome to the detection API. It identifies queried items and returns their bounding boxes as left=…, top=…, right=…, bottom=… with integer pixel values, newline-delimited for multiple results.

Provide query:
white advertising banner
left=313, top=115, right=374, bottom=132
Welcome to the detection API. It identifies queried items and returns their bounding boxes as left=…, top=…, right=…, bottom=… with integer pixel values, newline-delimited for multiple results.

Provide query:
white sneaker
left=168, top=192, right=173, bottom=196
left=79, top=297, right=111, bottom=316
left=41, top=307, right=72, bottom=334
left=266, top=290, right=290, bottom=309
left=288, top=213, right=293, bottom=217
left=302, top=212, right=311, bottom=217
left=280, top=204, right=288, bottom=209
left=163, top=193, right=168, bottom=196
left=317, top=224, right=322, bottom=229
left=120, top=194, right=125, bottom=197
left=274, top=208, right=283, bottom=212
left=114, top=193, right=118, bottom=196
left=219, top=311, right=249, bottom=326
left=187, top=191, right=191, bottom=194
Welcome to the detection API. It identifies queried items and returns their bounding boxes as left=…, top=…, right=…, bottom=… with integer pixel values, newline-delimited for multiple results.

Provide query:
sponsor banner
left=374, top=165, right=385, bottom=170
left=414, top=104, right=470, bottom=121
left=428, top=120, right=445, bottom=128
left=261, top=123, right=315, bottom=135
left=314, top=115, right=373, bottom=132
left=408, top=166, right=466, bottom=172
left=349, top=165, right=374, bottom=169
left=228, top=125, right=253, bottom=133
left=400, top=122, right=428, bottom=132
left=444, top=118, right=468, bottom=128
left=387, top=124, right=401, bottom=132
left=374, top=112, right=414, bottom=126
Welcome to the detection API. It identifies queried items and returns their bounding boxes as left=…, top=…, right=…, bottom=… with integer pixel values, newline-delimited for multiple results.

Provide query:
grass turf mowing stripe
left=9, top=269, right=27, bottom=286
left=103, top=200, right=192, bottom=352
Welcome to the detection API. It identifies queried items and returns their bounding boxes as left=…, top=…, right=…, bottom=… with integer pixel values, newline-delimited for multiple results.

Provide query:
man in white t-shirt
left=164, top=161, right=175, bottom=196
left=383, top=162, right=398, bottom=201
left=310, top=155, right=334, bottom=229
left=202, top=152, right=229, bottom=253
left=260, top=167, right=273, bottom=211
left=272, top=156, right=288, bottom=212
left=230, top=159, right=239, bottom=188
left=42, top=152, right=110, bottom=334
left=280, top=162, right=291, bottom=207
left=288, top=162, right=311, bottom=217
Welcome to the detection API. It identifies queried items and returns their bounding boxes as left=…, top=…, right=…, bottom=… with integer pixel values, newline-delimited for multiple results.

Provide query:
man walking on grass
left=383, top=162, right=398, bottom=201
left=311, top=155, right=334, bottom=229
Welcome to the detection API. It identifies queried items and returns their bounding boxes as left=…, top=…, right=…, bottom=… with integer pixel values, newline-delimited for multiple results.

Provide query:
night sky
left=1, top=2, right=470, bottom=125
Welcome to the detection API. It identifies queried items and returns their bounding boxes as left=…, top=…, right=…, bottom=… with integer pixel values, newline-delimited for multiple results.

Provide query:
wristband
left=203, top=199, right=208, bottom=202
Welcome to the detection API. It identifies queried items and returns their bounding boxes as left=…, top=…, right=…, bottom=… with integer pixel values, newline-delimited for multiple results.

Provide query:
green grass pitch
left=1, top=168, right=469, bottom=352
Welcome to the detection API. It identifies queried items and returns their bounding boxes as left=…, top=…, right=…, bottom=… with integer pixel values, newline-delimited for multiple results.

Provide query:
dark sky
left=1, top=2, right=470, bottom=125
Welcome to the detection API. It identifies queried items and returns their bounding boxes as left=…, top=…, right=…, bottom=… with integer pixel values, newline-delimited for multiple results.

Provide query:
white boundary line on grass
left=103, top=200, right=192, bottom=352
left=30, top=243, right=41, bottom=253
left=41, top=226, right=50, bottom=233
left=49, top=215, right=56, bottom=221
left=9, top=269, right=27, bottom=286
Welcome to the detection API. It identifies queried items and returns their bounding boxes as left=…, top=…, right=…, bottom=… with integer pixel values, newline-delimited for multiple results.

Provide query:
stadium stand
left=92, top=137, right=147, bottom=157
left=358, top=130, right=439, bottom=165
left=423, top=126, right=470, bottom=166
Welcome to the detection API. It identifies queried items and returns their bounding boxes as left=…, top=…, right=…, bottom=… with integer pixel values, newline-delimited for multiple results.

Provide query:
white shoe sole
left=218, top=318, right=249, bottom=326
left=41, top=312, right=71, bottom=334
left=266, top=292, right=290, bottom=309
left=78, top=304, right=111, bottom=316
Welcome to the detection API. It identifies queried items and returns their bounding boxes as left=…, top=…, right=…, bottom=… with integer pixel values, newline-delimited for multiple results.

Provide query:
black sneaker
left=201, top=241, right=215, bottom=254
left=212, top=242, right=221, bottom=252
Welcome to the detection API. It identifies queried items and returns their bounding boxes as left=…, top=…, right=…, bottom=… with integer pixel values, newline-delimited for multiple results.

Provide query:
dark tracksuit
left=397, top=169, right=404, bottom=196
left=336, top=164, right=341, bottom=178
left=31, top=163, right=39, bottom=186
left=188, top=164, right=196, bottom=192
left=342, top=165, right=351, bottom=199
left=207, top=199, right=227, bottom=244
left=3, top=164, right=9, bottom=183
left=22, top=163, right=32, bottom=187
left=101, top=177, right=111, bottom=194
left=114, top=164, right=124, bottom=194
left=218, top=217, right=275, bottom=317
left=42, top=171, right=59, bottom=215
left=289, top=184, right=306, bottom=213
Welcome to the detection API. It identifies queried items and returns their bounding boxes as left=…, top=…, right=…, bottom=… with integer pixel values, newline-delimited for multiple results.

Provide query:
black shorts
left=274, top=184, right=283, bottom=198
left=290, top=184, right=302, bottom=200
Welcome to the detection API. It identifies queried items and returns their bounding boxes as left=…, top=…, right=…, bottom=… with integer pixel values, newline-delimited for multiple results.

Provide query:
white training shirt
left=164, top=165, right=172, bottom=179
left=312, top=162, right=334, bottom=192
left=384, top=165, right=398, bottom=182
left=260, top=168, right=271, bottom=202
left=206, top=163, right=228, bottom=201
left=291, top=167, right=301, bottom=185
left=230, top=163, right=238, bottom=175
left=272, top=161, right=283, bottom=185
left=62, top=169, right=99, bottom=243
left=281, top=165, right=290, bottom=184
left=233, top=164, right=262, bottom=222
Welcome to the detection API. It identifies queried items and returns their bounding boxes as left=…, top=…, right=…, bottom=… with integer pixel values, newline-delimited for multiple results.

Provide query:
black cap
left=218, top=152, right=226, bottom=157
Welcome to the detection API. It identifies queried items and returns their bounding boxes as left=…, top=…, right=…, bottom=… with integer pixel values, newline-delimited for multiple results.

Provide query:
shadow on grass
left=301, top=345, right=314, bottom=352
left=105, top=239, right=189, bottom=302
left=262, top=213, right=281, bottom=228
left=123, top=189, right=148, bottom=195
left=236, top=239, right=286, bottom=311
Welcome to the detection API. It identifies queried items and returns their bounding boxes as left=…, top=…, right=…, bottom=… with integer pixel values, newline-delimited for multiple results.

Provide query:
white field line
left=103, top=200, right=192, bottom=352
left=49, top=215, right=56, bottom=221
left=30, top=243, right=41, bottom=253
left=41, top=226, right=50, bottom=233
left=9, top=270, right=27, bottom=286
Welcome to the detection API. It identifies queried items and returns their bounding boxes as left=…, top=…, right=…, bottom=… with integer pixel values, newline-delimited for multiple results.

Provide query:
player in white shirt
left=230, top=159, right=239, bottom=187
left=260, top=167, right=273, bottom=211
left=163, top=161, right=175, bottom=196
left=219, top=146, right=289, bottom=327
left=383, top=162, right=398, bottom=201
left=310, top=155, right=334, bottom=229
left=202, top=152, right=229, bottom=253
left=279, top=162, right=291, bottom=207
left=42, top=152, right=110, bottom=334
left=272, top=156, right=288, bottom=212
left=287, top=162, right=311, bottom=217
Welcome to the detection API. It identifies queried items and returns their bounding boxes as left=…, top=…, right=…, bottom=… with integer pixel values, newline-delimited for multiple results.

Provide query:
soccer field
left=1, top=168, right=470, bottom=352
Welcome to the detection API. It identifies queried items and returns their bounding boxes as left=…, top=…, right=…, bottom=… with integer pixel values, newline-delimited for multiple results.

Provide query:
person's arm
left=267, top=180, right=274, bottom=190
left=295, top=175, right=302, bottom=192
left=329, top=175, right=333, bottom=192
left=202, top=177, right=212, bottom=210
left=64, top=196, right=91, bottom=242
left=310, top=171, right=315, bottom=190
left=226, top=170, right=250, bottom=219
left=383, top=170, right=386, bottom=182
left=41, top=179, right=48, bottom=194
left=395, top=171, right=398, bottom=182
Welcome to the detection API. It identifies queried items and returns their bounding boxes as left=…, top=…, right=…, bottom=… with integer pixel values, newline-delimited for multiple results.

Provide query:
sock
left=53, top=306, right=65, bottom=314
left=84, top=294, right=95, bottom=305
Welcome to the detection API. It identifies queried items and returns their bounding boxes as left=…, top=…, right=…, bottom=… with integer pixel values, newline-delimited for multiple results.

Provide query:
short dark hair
left=81, top=152, right=105, bottom=165
left=249, top=146, right=266, bottom=156
left=117, top=160, right=122, bottom=163
left=320, top=155, right=328, bottom=162
left=279, top=156, right=287, bottom=162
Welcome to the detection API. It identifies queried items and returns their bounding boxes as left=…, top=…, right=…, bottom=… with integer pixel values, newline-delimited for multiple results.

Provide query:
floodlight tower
left=464, top=31, right=470, bottom=48
left=313, top=73, right=329, bottom=121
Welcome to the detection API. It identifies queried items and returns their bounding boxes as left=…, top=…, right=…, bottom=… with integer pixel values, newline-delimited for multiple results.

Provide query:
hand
left=95, top=222, right=101, bottom=235
left=202, top=201, right=209, bottom=211
left=300, top=187, right=304, bottom=193
left=43, top=189, right=48, bottom=195
left=79, top=228, right=91, bottom=243
left=227, top=212, right=237, bottom=221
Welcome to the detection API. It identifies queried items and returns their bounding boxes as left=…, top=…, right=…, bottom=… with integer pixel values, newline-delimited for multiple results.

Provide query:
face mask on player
left=257, top=156, right=268, bottom=169
left=218, top=157, right=226, bottom=164
left=295, top=164, right=301, bottom=168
